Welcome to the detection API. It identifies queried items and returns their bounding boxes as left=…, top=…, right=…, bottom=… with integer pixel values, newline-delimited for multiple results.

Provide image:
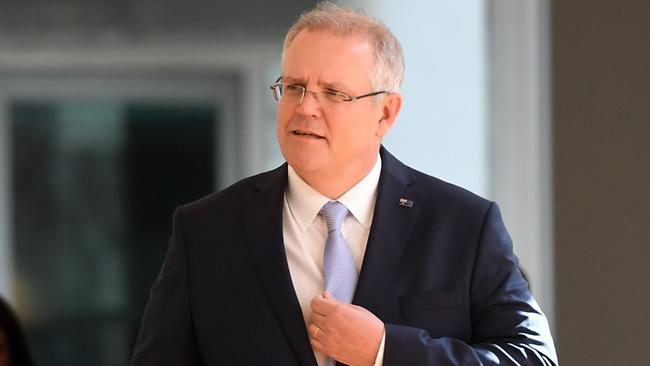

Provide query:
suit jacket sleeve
left=131, top=207, right=202, bottom=366
left=383, top=203, right=558, bottom=365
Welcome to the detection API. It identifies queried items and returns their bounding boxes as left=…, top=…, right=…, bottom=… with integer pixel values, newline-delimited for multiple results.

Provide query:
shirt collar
left=285, top=155, right=382, bottom=231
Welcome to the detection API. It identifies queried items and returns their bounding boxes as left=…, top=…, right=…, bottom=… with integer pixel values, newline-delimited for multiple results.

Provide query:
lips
left=292, top=129, right=325, bottom=139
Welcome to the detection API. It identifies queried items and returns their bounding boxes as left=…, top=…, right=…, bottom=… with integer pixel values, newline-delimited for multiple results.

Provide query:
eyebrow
left=321, top=81, right=349, bottom=92
left=281, top=76, right=351, bottom=92
left=281, top=76, right=303, bottom=84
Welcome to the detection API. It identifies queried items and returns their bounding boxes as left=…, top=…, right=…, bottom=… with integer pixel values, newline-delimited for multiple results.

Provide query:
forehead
left=282, top=30, right=375, bottom=87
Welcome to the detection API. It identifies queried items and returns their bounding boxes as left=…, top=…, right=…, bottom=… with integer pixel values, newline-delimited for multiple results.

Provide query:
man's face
left=277, top=30, right=390, bottom=180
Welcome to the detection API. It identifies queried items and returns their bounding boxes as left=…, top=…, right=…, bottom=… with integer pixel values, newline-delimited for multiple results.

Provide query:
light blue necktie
left=321, top=200, right=359, bottom=304
left=320, top=201, right=358, bottom=366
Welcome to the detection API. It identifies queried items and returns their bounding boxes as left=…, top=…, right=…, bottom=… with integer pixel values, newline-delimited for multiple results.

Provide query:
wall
left=0, top=0, right=310, bottom=45
left=488, top=0, right=554, bottom=326
left=346, top=0, right=488, bottom=196
left=552, top=1, right=650, bottom=364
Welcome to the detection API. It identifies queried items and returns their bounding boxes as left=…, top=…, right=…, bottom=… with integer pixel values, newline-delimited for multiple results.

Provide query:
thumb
left=323, top=291, right=338, bottom=302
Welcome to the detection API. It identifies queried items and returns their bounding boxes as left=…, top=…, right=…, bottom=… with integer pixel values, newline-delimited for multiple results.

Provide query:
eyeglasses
left=269, top=77, right=387, bottom=105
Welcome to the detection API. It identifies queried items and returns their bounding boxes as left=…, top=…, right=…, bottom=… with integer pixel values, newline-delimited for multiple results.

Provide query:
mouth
left=292, top=129, right=325, bottom=139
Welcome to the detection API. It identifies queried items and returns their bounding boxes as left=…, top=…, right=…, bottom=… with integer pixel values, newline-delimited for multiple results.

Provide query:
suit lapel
left=242, top=165, right=317, bottom=366
left=353, top=148, right=422, bottom=313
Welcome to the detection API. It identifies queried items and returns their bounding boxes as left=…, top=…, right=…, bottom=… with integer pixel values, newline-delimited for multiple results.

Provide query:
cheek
left=330, top=111, right=378, bottom=148
left=350, top=110, right=380, bottom=137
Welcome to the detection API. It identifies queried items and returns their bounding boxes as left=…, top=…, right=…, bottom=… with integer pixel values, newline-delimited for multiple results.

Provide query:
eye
left=323, top=89, right=349, bottom=102
left=284, top=84, right=304, bottom=95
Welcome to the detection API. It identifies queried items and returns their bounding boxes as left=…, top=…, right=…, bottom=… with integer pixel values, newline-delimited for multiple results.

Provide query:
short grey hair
left=282, top=1, right=405, bottom=93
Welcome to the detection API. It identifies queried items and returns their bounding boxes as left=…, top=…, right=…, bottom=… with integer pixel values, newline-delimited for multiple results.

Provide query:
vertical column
left=0, top=95, right=14, bottom=301
left=487, top=0, right=554, bottom=328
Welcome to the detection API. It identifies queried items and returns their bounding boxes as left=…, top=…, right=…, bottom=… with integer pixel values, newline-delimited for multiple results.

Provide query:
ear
left=375, top=93, right=402, bottom=138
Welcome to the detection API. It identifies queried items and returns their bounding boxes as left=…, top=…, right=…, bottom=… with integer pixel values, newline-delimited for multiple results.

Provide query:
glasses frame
left=269, top=76, right=387, bottom=105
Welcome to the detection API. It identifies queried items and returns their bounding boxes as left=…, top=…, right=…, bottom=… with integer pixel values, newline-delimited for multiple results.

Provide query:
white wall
left=347, top=0, right=488, bottom=196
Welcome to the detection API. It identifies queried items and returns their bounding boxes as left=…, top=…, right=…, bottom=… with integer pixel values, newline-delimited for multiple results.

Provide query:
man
left=131, top=2, right=558, bottom=366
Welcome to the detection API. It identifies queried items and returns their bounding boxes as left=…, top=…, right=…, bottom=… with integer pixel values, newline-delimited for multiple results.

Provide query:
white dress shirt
left=283, top=155, right=385, bottom=366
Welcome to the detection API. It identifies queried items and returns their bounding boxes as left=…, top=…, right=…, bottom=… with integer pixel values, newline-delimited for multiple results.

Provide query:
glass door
left=0, top=74, right=241, bottom=365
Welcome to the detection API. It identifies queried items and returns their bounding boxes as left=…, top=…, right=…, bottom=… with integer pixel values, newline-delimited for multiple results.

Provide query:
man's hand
left=309, top=292, right=384, bottom=366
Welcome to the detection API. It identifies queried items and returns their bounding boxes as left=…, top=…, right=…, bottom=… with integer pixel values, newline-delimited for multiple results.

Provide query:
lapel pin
left=399, top=198, right=414, bottom=208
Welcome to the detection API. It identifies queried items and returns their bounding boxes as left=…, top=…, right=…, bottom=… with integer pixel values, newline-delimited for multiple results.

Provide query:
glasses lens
left=322, top=90, right=350, bottom=103
left=281, top=84, right=304, bottom=105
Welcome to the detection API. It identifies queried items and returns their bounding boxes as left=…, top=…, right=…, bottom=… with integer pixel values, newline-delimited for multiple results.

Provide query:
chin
left=287, top=156, right=323, bottom=174
left=280, top=140, right=321, bottom=166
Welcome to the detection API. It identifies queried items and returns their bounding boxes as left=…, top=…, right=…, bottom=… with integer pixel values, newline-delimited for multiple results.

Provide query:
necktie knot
left=319, top=201, right=348, bottom=233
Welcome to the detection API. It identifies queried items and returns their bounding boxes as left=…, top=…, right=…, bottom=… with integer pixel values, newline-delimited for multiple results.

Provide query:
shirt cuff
left=372, top=329, right=386, bottom=366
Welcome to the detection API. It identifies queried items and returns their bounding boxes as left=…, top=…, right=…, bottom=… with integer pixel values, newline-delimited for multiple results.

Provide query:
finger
left=321, top=291, right=343, bottom=307
left=309, top=336, right=327, bottom=354
left=311, top=312, right=327, bottom=328
left=311, top=297, right=328, bottom=317
left=308, top=323, right=321, bottom=340
left=311, top=293, right=338, bottom=315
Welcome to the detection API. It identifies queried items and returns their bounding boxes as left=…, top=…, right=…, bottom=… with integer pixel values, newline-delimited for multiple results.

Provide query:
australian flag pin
left=399, top=198, right=414, bottom=208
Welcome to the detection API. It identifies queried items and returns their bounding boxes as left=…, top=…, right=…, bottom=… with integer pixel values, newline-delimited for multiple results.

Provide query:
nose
left=295, top=90, right=322, bottom=118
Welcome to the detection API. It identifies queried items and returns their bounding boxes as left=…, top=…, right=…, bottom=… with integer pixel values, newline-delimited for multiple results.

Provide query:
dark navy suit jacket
left=131, top=147, right=558, bottom=365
